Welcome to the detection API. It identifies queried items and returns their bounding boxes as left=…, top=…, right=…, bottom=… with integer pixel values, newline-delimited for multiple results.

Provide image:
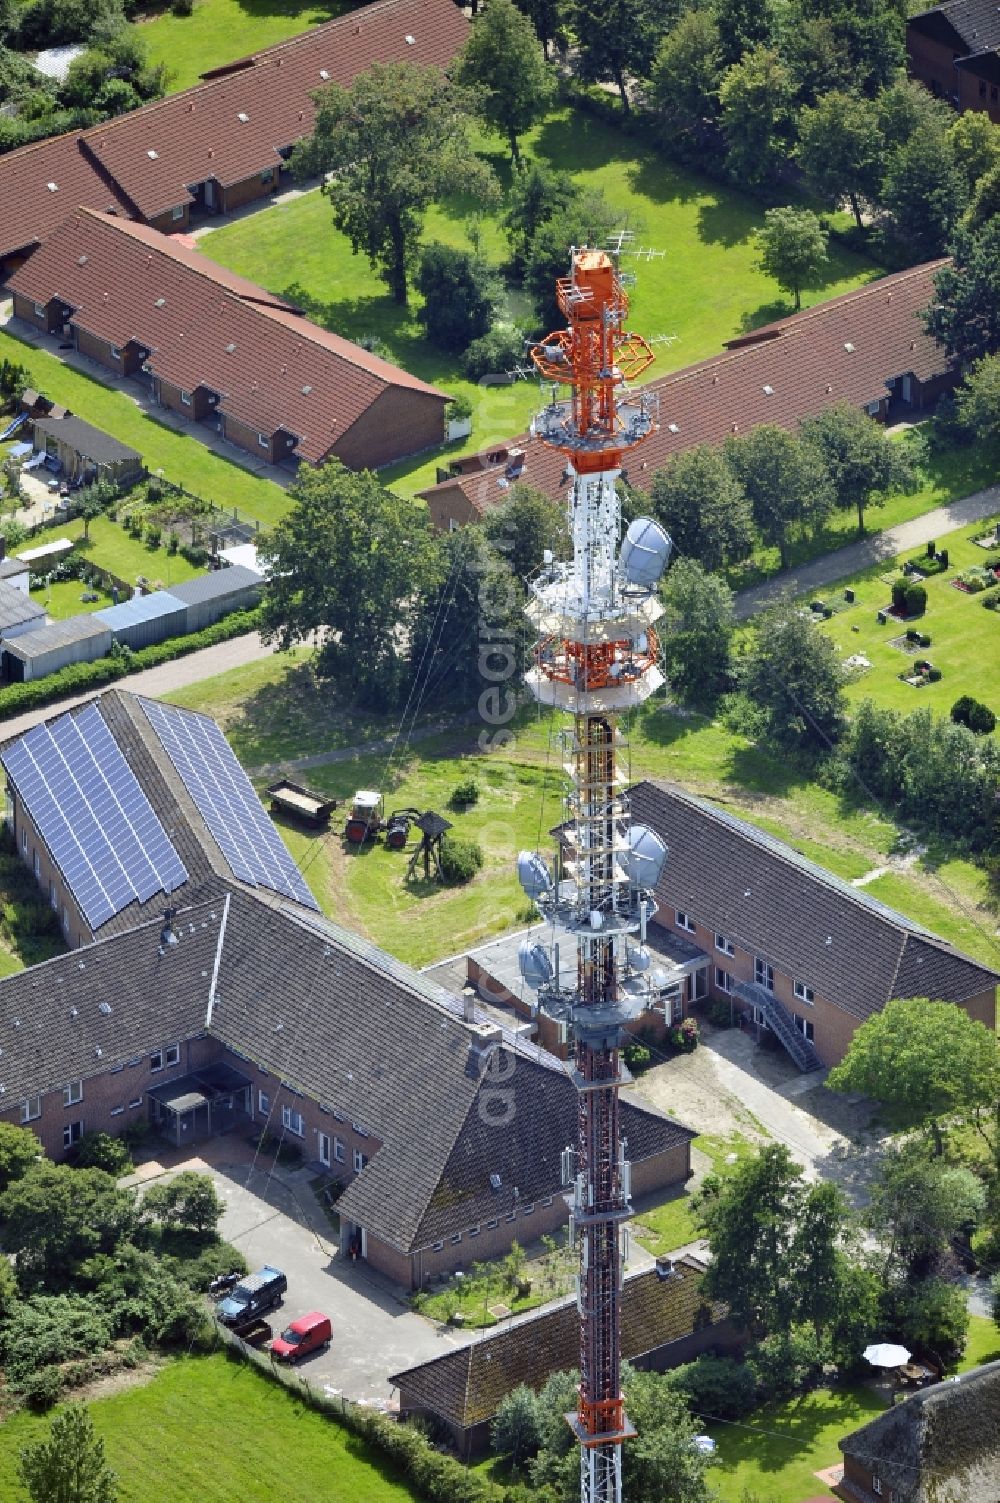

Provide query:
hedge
left=0, top=606, right=264, bottom=720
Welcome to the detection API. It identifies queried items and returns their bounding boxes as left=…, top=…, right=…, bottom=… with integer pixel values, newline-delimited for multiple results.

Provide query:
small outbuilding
left=0, top=556, right=32, bottom=596
left=31, top=414, right=143, bottom=486
left=16, top=538, right=76, bottom=572
left=0, top=579, right=45, bottom=641
left=94, top=591, right=186, bottom=650
left=166, top=564, right=262, bottom=633
left=2, top=614, right=112, bottom=681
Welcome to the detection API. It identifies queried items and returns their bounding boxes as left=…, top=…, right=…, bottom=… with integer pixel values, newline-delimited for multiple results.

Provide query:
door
left=318, top=1132, right=331, bottom=1168
left=359, top=1227, right=367, bottom=1260
left=204, top=179, right=216, bottom=210
left=902, top=375, right=913, bottom=405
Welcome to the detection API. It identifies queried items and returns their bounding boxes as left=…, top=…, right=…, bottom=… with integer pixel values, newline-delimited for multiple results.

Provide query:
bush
left=666, top=1354, right=757, bottom=1420
left=669, top=1017, right=699, bottom=1053
left=896, top=1277, right=969, bottom=1361
left=704, top=997, right=735, bottom=1028
left=492, top=1383, right=542, bottom=1466
left=70, top=1131, right=133, bottom=1178
left=415, top=244, right=501, bottom=354
left=3, top=1294, right=114, bottom=1385
left=141, top=1171, right=222, bottom=1236
left=951, top=695, right=996, bottom=734
left=171, top=0, right=193, bottom=12
left=19, top=1364, right=63, bottom=1411
left=461, top=325, right=527, bottom=382
left=450, top=777, right=480, bottom=808
left=623, top=1039, right=652, bottom=1072
left=438, top=835, right=484, bottom=885
left=747, top=1328, right=826, bottom=1403
left=904, top=581, right=927, bottom=615
left=891, top=578, right=908, bottom=611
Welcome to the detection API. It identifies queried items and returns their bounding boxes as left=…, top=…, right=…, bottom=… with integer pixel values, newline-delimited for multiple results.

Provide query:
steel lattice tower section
left=515, top=247, right=672, bottom=1503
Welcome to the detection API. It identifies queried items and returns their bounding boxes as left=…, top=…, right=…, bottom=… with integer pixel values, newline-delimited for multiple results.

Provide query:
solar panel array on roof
left=139, top=698, right=318, bottom=910
left=0, top=702, right=188, bottom=928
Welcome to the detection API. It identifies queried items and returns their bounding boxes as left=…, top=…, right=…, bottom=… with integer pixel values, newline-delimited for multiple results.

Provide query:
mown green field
left=203, top=105, right=880, bottom=499
left=135, top=0, right=347, bottom=93
left=0, top=1354, right=421, bottom=1503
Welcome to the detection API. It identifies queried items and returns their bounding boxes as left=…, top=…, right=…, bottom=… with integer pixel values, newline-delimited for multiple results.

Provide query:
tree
left=924, top=219, right=1000, bottom=366
left=718, top=46, right=792, bottom=188
left=796, top=91, right=882, bottom=229
left=18, top=1404, right=117, bottom=1503
left=0, top=1163, right=136, bottom=1282
left=259, top=460, right=441, bottom=707
left=948, top=109, right=1000, bottom=197
left=725, top=424, right=834, bottom=569
left=512, top=0, right=564, bottom=56
left=876, top=76, right=952, bottom=157
left=0, top=1119, right=40, bottom=1192
left=141, top=1171, right=222, bottom=1236
left=648, top=11, right=723, bottom=152
left=955, top=353, right=1000, bottom=447
left=415, top=243, right=501, bottom=353
left=828, top=998, right=1000, bottom=1152
left=501, top=160, right=578, bottom=273
left=647, top=444, right=753, bottom=572
left=755, top=205, right=828, bottom=312
left=623, top=1368, right=717, bottom=1503
left=522, top=189, right=618, bottom=329
left=783, top=0, right=904, bottom=100
left=894, top=1277, right=969, bottom=1363
left=714, top=0, right=774, bottom=70
left=800, top=400, right=914, bottom=533
left=483, top=481, right=568, bottom=584
left=492, top=1384, right=541, bottom=1466
left=883, top=119, right=966, bottom=261
left=61, top=30, right=164, bottom=113
left=292, top=63, right=495, bottom=305
left=867, top=1147, right=985, bottom=1278
left=77, top=488, right=105, bottom=543
left=740, top=600, right=846, bottom=751
left=567, top=0, right=669, bottom=114
left=454, top=0, right=554, bottom=165
left=660, top=558, right=734, bottom=707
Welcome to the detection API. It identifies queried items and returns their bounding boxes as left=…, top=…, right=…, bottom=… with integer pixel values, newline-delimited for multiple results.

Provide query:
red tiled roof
left=9, top=209, right=449, bottom=463
left=0, top=0, right=468, bottom=253
left=419, top=262, right=950, bottom=518
left=78, top=0, right=469, bottom=220
left=0, top=131, right=134, bottom=261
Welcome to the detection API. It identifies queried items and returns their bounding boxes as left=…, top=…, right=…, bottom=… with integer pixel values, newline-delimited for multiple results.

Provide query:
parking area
left=136, top=1138, right=469, bottom=1405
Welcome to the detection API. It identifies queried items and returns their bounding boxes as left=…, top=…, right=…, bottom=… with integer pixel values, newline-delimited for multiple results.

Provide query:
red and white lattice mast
left=516, top=248, right=672, bottom=1503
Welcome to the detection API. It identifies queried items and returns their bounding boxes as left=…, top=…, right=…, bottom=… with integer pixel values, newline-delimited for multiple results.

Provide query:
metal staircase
left=734, top=981, right=822, bottom=1073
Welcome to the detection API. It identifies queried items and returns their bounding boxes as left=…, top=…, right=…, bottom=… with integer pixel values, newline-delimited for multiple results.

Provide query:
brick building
left=629, top=780, right=998, bottom=1071
left=908, top=1, right=1000, bottom=123
left=0, top=691, right=693, bottom=1288
left=0, top=0, right=469, bottom=276
left=8, top=210, right=450, bottom=471
left=419, top=263, right=955, bottom=531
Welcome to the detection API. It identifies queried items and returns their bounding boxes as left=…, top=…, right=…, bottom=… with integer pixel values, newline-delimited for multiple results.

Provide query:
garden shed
left=31, top=414, right=143, bottom=486
left=94, top=591, right=186, bottom=651
left=165, top=564, right=262, bottom=633
left=0, top=579, right=45, bottom=641
left=1, top=614, right=112, bottom=681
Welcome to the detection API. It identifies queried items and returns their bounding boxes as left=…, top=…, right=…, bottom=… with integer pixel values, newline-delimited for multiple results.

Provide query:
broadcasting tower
left=516, top=247, right=672, bottom=1503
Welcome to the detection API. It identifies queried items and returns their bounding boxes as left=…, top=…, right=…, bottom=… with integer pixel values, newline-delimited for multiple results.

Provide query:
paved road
left=0, top=631, right=275, bottom=740
left=735, top=484, right=1000, bottom=619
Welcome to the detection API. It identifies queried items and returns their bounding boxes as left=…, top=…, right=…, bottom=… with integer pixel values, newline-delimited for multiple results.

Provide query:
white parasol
left=863, top=1343, right=911, bottom=1368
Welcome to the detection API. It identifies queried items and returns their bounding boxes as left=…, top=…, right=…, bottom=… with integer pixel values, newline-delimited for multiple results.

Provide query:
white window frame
left=20, top=827, right=27, bottom=852
left=63, top=1120, right=83, bottom=1148
left=794, top=1015, right=815, bottom=1043
left=318, top=1132, right=331, bottom=1167
left=754, top=957, right=774, bottom=992
left=352, top=1148, right=366, bottom=1174
left=32, top=849, right=39, bottom=879
left=714, top=933, right=734, bottom=956
left=128, top=1097, right=143, bottom=1109
left=281, top=1105, right=304, bottom=1138
left=872, top=1480, right=882, bottom=1498
left=675, top=909, right=696, bottom=933
left=170, top=205, right=185, bottom=222
left=33, top=302, right=46, bottom=318
left=21, top=1095, right=41, bottom=1123
left=260, top=167, right=274, bottom=184
left=164, top=1043, right=180, bottom=1067
left=180, top=390, right=193, bottom=406
left=333, top=1136, right=346, bottom=1163
left=793, top=980, right=814, bottom=1005
left=110, top=345, right=122, bottom=360
left=257, top=432, right=270, bottom=449
left=110, top=1105, right=124, bottom=1117
left=715, top=967, right=733, bottom=994
left=150, top=1050, right=163, bottom=1072
left=258, top=1090, right=270, bottom=1117
left=63, top=1079, right=83, bottom=1107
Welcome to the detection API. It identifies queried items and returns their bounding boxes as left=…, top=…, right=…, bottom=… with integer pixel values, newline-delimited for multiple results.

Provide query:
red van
left=268, top=1312, right=331, bottom=1363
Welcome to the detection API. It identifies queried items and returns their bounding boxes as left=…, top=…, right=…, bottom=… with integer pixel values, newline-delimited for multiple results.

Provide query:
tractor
left=344, top=792, right=422, bottom=848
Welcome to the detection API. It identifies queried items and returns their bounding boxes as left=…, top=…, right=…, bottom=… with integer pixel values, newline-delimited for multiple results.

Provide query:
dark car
left=217, top=1265, right=287, bottom=1326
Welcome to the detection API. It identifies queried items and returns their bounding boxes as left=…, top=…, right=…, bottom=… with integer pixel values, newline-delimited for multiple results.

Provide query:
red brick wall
left=839, top=1453, right=879, bottom=1502
left=148, top=206, right=190, bottom=233
left=222, top=413, right=274, bottom=463
left=907, top=28, right=959, bottom=102
left=958, top=65, right=1000, bottom=123
left=75, top=327, right=124, bottom=376
left=156, top=378, right=212, bottom=422
left=13, top=292, right=61, bottom=335
left=335, top=388, right=447, bottom=470
left=221, top=173, right=276, bottom=214
left=12, top=795, right=89, bottom=948
left=426, top=484, right=481, bottom=532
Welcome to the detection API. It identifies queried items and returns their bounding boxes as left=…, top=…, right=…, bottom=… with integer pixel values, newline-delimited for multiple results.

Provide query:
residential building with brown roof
left=908, top=0, right=1000, bottom=123
left=8, top=209, right=450, bottom=470
left=0, top=0, right=469, bottom=271
left=420, top=262, right=954, bottom=531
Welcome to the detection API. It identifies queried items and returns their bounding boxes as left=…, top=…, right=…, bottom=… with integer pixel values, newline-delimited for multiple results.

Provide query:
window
left=63, top=1120, right=83, bottom=1149
left=468, top=1225, right=480, bottom=1238
left=257, top=433, right=269, bottom=449
left=49, top=881, right=57, bottom=911
left=793, top=981, right=814, bottom=1005
left=110, top=345, right=122, bottom=360
left=794, top=1016, right=815, bottom=1043
left=150, top=1050, right=163, bottom=1072
left=110, top=1105, right=124, bottom=1117
left=20, top=827, right=26, bottom=853
left=318, top=1132, right=331, bottom=1167
left=872, top=1480, right=882, bottom=1498
left=32, top=850, right=39, bottom=879
left=522, top=1203, right=534, bottom=1215
left=128, top=1097, right=143, bottom=1109
left=450, top=1232, right=462, bottom=1245
left=487, top=1218, right=498, bottom=1230
left=334, top=1136, right=346, bottom=1163
left=541, top=1196, right=553, bottom=1208
left=110, top=1062, right=124, bottom=1074
left=754, top=957, right=774, bottom=992
left=62, top=906, right=71, bottom=938
left=164, top=1044, right=180, bottom=1067
left=180, top=390, right=192, bottom=406
left=33, top=302, right=45, bottom=318
left=170, top=205, right=184, bottom=222
left=260, top=168, right=274, bottom=184
left=258, top=1090, right=270, bottom=1117
left=715, top=933, right=734, bottom=956
left=715, top=967, right=733, bottom=994
left=675, top=910, right=695, bottom=933
left=21, top=1096, right=40, bottom=1123
left=353, top=1148, right=367, bottom=1174
left=431, top=1240, right=443, bottom=1252
left=63, top=1080, right=83, bottom=1107
left=281, top=1106, right=304, bottom=1138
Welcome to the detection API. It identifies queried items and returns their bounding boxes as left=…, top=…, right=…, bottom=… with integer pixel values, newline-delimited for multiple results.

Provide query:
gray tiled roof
left=32, top=415, right=141, bottom=466
left=1, top=615, right=112, bottom=660
left=911, top=0, right=1000, bottom=52
left=630, top=780, right=999, bottom=1021
left=166, top=565, right=263, bottom=603
left=839, top=1360, right=1000, bottom=1502
left=0, top=579, right=45, bottom=633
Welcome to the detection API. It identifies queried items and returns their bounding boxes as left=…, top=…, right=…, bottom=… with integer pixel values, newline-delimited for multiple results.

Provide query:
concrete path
left=0, top=630, right=275, bottom=739
left=734, top=484, right=1000, bottom=619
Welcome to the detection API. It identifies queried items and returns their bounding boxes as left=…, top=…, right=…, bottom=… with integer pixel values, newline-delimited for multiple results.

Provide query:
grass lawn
left=0, top=1353, right=421, bottom=1503
left=135, top=0, right=346, bottom=93
left=632, top=1133, right=757, bottom=1259
left=30, top=577, right=115, bottom=619
left=202, top=105, right=880, bottom=499
left=0, top=330, right=288, bottom=528
left=22, top=514, right=204, bottom=594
